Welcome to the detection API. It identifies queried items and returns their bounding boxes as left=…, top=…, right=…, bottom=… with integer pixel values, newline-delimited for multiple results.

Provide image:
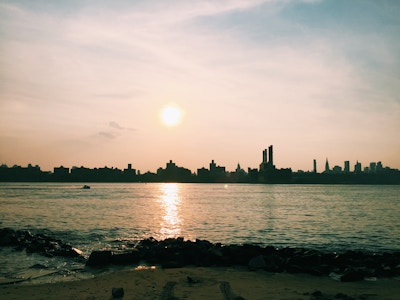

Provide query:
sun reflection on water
left=158, top=183, right=182, bottom=239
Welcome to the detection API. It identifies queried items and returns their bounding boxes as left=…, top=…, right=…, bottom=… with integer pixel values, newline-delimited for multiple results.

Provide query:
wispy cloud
left=109, top=121, right=123, bottom=130
left=98, top=131, right=118, bottom=139
left=109, top=121, right=136, bottom=131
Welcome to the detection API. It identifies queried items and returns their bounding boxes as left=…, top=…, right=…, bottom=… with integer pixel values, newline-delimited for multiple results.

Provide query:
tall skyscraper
left=354, top=161, right=362, bottom=173
left=268, top=145, right=273, bottom=166
left=344, top=161, right=350, bottom=173
left=262, top=149, right=267, bottom=163
left=325, top=158, right=330, bottom=172
left=313, top=159, right=317, bottom=173
left=259, top=145, right=275, bottom=171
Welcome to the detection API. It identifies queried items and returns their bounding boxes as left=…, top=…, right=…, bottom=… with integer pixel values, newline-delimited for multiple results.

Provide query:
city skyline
left=1, top=0, right=399, bottom=172
left=1, top=150, right=398, bottom=175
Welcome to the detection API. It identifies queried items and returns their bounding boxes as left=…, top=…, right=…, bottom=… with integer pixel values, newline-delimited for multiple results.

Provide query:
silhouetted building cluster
left=157, top=160, right=192, bottom=182
left=294, top=157, right=400, bottom=184
left=258, top=145, right=292, bottom=183
left=1, top=146, right=399, bottom=184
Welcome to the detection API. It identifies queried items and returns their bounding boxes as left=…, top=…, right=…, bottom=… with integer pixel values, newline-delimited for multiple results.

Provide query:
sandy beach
left=1, top=267, right=399, bottom=300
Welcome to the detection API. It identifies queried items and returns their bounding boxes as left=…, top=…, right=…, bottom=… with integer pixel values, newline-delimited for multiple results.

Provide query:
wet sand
left=1, top=267, right=399, bottom=300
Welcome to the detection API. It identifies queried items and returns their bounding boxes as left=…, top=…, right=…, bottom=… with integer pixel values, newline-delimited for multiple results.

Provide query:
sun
left=161, top=105, right=183, bottom=127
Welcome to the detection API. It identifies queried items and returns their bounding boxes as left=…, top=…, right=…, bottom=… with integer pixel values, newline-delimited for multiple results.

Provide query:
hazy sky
left=1, top=0, right=399, bottom=173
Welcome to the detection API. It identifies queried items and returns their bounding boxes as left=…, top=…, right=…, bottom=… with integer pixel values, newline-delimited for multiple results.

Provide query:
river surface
left=0, top=183, right=399, bottom=280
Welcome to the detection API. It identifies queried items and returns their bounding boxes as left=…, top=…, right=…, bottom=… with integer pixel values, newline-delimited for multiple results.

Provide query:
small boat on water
left=82, top=185, right=91, bottom=189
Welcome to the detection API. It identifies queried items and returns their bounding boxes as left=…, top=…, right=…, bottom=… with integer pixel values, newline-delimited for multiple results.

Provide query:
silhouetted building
left=332, top=165, right=342, bottom=174
left=54, top=166, right=69, bottom=176
left=123, top=163, right=137, bottom=181
left=53, top=166, right=70, bottom=181
left=210, top=160, right=225, bottom=175
left=259, top=146, right=275, bottom=172
left=325, top=158, right=330, bottom=173
left=370, top=162, right=376, bottom=173
left=229, top=163, right=248, bottom=183
left=196, top=160, right=227, bottom=182
left=196, top=167, right=209, bottom=182
left=157, top=160, right=192, bottom=182
left=376, top=161, right=383, bottom=172
left=259, top=145, right=292, bottom=183
left=247, top=168, right=259, bottom=183
left=313, top=159, right=317, bottom=173
left=354, top=161, right=362, bottom=173
left=268, top=145, right=273, bottom=166
left=0, top=164, right=47, bottom=182
left=344, top=161, right=350, bottom=173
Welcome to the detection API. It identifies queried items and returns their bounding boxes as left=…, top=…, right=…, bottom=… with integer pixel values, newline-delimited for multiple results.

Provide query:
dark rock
left=225, top=244, right=259, bottom=265
left=203, top=245, right=225, bottom=266
left=248, top=255, right=266, bottom=271
left=162, top=237, right=184, bottom=248
left=285, top=264, right=305, bottom=274
left=311, top=290, right=323, bottom=297
left=340, top=268, right=365, bottom=282
left=307, top=265, right=329, bottom=276
left=285, top=255, right=307, bottom=273
left=23, top=230, right=34, bottom=240
left=310, top=290, right=331, bottom=300
left=111, top=250, right=140, bottom=265
left=0, top=228, right=84, bottom=260
left=335, top=293, right=356, bottom=299
left=2, top=228, right=400, bottom=280
left=0, top=235, right=12, bottom=246
left=138, top=237, right=158, bottom=249
left=187, top=276, right=195, bottom=284
left=112, top=287, right=124, bottom=298
left=86, top=250, right=112, bottom=266
left=0, top=228, right=16, bottom=246
left=264, top=254, right=285, bottom=272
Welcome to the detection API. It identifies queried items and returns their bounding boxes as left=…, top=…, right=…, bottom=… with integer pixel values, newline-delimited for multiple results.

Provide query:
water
left=0, top=183, right=399, bottom=280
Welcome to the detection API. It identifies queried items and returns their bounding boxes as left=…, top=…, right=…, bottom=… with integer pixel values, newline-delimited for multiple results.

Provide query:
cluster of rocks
left=86, top=237, right=400, bottom=282
left=0, top=228, right=84, bottom=260
left=2, top=228, right=399, bottom=282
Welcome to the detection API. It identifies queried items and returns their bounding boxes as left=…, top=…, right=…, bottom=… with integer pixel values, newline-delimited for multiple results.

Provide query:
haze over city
left=1, top=0, right=399, bottom=173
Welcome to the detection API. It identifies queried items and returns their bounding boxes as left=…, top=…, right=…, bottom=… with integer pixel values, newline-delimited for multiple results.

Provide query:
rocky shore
left=1, top=228, right=400, bottom=283
left=0, top=228, right=84, bottom=260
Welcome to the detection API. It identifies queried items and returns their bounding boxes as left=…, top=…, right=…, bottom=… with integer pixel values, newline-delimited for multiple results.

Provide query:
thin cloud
left=109, top=121, right=124, bottom=130
left=99, top=131, right=117, bottom=139
left=109, top=121, right=136, bottom=131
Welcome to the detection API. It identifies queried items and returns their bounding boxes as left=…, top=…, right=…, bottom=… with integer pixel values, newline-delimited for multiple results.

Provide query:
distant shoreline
left=2, top=151, right=400, bottom=185
left=1, top=180, right=399, bottom=184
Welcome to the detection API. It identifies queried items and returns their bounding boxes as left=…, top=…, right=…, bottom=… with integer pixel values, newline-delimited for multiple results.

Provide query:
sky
left=1, top=0, right=399, bottom=173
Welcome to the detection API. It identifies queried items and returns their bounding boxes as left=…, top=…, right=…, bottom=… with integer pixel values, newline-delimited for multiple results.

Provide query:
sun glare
left=161, top=105, right=182, bottom=127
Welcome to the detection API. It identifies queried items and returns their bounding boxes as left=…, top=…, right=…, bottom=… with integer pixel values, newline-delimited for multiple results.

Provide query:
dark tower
left=313, top=159, right=317, bottom=173
left=325, top=158, right=330, bottom=172
left=268, top=145, right=273, bottom=166
left=262, top=149, right=267, bottom=163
